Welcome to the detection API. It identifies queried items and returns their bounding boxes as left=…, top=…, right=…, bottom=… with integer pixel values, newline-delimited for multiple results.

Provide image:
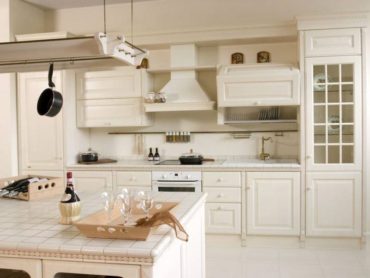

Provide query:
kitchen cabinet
left=205, top=203, right=241, bottom=234
left=77, top=98, right=152, bottom=127
left=301, top=26, right=364, bottom=239
left=203, top=171, right=241, bottom=234
left=306, top=172, right=362, bottom=237
left=76, top=67, right=143, bottom=100
left=114, top=171, right=152, bottom=191
left=72, top=171, right=113, bottom=197
left=246, top=172, right=300, bottom=236
left=217, top=64, right=300, bottom=107
left=304, top=28, right=361, bottom=57
left=76, top=67, right=153, bottom=128
left=18, top=71, right=64, bottom=173
left=305, top=56, right=362, bottom=171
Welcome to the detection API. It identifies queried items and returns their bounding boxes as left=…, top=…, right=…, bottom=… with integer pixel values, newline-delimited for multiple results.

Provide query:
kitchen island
left=0, top=191, right=206, bottom=278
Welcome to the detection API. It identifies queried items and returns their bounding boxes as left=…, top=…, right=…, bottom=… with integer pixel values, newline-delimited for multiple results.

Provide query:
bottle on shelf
left=154, top=148, right=160, bottom=161
left=148, top=147, right=154, bottom=161
left=59, top=172, right=81, bottom=225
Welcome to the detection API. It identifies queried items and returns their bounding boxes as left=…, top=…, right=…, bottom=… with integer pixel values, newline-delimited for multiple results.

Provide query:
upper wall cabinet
left=76, top=68, right=143, bottom=100
left=217, top=64, right=300, bottom=107
left=305, top=29, right=362, bottom=57
left=76, top=67, right=153, bottom=128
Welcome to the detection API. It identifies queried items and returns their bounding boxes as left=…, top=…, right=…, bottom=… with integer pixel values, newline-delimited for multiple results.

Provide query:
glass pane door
left=307, top=56, right=361, bottom=170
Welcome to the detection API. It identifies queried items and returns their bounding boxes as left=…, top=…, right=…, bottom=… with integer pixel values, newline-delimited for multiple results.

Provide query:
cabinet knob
left=306, top=155, right=311, bottom=159
left=255, top=101, right=261, bottom=105
left=27, top=166, right=31, bottom=169
left=306, top=187, right=311, bottom=191
left=217, top=206, right=222, bottom=210
left=246, top=186, right=251, bottom=190
left=217, top=193, right=224, bottom=198
left=217, top=178, right=223, bottom=182
left=130, top=176, right=137, bottom=181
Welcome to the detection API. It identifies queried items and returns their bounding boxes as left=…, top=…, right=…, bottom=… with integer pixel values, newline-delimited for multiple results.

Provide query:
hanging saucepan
left=37, top=63, right=63, bottom=117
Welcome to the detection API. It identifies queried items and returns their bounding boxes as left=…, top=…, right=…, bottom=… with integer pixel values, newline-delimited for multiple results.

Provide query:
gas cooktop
left=155, top=160, right=203, bottom=165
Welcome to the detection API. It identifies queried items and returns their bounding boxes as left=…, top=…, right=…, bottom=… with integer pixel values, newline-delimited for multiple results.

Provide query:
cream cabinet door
left=306, top=172, right=361, bottom=237
left=76, top=67, right=142, bottom=100
left=217, top=65, right=300, bottom=107
left=305, top=28, right=361, bottom=57
left=246, top=172, right=300, bottom=236
left=77, top=98, right=152, bottom=127
left=305, top=56, right=362, bottom=171
left=18, top=71, right=63, bottom=171
left=205, top=203, right=241, bottom=234
left=71, top=171, right=113, bottom=198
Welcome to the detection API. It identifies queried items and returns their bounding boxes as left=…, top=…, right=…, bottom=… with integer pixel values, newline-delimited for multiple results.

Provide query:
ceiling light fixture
left=95, top=0, right=148, bottom=66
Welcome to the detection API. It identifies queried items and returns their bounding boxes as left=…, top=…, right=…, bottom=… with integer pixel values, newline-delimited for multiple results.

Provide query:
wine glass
left=101, top=191, right=115, bottom=223
left=117, top=188, right=133, bottom=225
left=139, top=191, right=154, bottom=220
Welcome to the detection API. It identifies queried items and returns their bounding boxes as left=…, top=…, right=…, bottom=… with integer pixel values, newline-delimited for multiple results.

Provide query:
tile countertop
left=0, top=191, right=207, bottom=264
left=67, top=158, right=300, bottom=170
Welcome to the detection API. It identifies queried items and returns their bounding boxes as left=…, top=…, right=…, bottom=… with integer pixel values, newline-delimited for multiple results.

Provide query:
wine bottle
left=148, top=147, right=154, bottom=161
left=0, top=177, right=41, bottom=197
left=154, top=148, right=160, bottom=161
left=59, top=172, right=81, bottom=225
left=61, top=172, right=80, bottom=203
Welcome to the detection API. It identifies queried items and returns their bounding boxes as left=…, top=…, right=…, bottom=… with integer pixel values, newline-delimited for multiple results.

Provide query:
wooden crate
left=0, top=175, right=64, bottom=201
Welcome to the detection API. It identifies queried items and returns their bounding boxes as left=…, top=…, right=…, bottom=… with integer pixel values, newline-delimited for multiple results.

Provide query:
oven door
left=152, top=181, right=201, bottom=193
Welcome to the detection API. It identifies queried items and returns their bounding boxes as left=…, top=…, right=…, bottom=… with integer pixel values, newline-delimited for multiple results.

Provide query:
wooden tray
left=75, top=202, right=177, bottom=241
left=0, top=175, right=63, bottom=201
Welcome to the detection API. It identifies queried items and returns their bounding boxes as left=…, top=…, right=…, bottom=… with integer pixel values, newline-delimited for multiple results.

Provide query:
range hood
left=0, top=32, right=147, bottom=66
left=144, top=44, right=215, bottom=112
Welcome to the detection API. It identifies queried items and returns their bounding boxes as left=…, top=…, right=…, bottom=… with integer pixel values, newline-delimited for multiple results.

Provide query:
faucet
left=259, top=137, right=273, bottom=160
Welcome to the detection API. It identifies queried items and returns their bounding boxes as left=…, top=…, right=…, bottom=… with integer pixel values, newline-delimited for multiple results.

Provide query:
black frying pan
left=37, top=63, right=63, bottom=117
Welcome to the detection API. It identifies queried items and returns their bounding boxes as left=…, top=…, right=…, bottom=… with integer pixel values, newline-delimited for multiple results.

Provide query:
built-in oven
left=152, top=171, right=201, bottom=193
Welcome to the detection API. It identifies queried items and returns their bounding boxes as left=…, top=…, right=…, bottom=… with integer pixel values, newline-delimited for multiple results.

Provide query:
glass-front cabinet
left=306, top=56, right=362, bottom=171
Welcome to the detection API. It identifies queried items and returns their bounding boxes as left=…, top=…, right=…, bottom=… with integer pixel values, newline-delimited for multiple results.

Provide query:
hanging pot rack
left=0, top=0, right=147, bottom=67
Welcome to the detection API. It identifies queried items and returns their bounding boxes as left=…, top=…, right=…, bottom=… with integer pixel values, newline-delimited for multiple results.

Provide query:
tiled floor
left=206, top=242, right=370, bottom=278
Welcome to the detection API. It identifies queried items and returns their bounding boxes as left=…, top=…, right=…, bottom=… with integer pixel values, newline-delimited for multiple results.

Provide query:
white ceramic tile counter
left=67, top=158, right=300, bottom=170
left=0, top=191, right=207, bottom=265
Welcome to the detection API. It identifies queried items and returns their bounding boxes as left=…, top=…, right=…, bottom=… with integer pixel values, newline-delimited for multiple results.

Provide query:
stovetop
left=155, top=160, right=202, bottom=165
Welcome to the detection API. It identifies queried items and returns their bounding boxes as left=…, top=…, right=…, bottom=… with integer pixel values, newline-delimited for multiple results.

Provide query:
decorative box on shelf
left=0, top=175, right=63, bottom=201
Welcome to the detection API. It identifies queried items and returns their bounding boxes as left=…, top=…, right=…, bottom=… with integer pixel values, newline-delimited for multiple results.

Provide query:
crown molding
left=296, top=12, right=370, bottom=30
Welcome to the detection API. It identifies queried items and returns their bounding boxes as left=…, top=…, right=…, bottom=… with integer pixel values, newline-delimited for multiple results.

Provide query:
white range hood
left=144, top=44, right=215, bottom=112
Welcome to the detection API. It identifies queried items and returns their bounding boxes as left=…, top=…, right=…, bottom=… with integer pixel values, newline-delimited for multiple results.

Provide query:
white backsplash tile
left=89, top=130, right=299, bottom=160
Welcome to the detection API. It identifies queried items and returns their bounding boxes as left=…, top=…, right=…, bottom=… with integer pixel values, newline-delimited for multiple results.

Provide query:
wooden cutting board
left=78, top=159, right=117, bottom=165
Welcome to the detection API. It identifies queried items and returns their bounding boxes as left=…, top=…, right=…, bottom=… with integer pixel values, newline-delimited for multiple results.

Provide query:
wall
left=89, top=131, right=299, bottom=160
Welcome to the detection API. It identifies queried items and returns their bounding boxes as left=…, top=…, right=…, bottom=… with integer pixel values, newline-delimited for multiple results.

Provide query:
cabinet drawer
left=116, top=171, right=152, bottom=186
left=305, top=29, right=361, bottom=57
left=204, top=187, right=241, bottom=203
left=76, top=68, right=142, bottom=100
left=77, top=98, right=151, bottom=127
left=203, top=172, right=241, bottom=187
left=205, top=203, right=241, bottom=234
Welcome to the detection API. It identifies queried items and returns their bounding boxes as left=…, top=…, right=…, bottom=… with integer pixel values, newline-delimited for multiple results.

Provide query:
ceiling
left=23, top=0, right=156, bottom=10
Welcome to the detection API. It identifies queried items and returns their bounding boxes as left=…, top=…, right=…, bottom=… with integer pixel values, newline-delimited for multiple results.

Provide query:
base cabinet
left=205, top=203, right=241, bottom=234
left=306, top=172, right=362, bottom=237
left=71, top=171, right=113, bottom=198
left=246, top=172, right=300, bottom=236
